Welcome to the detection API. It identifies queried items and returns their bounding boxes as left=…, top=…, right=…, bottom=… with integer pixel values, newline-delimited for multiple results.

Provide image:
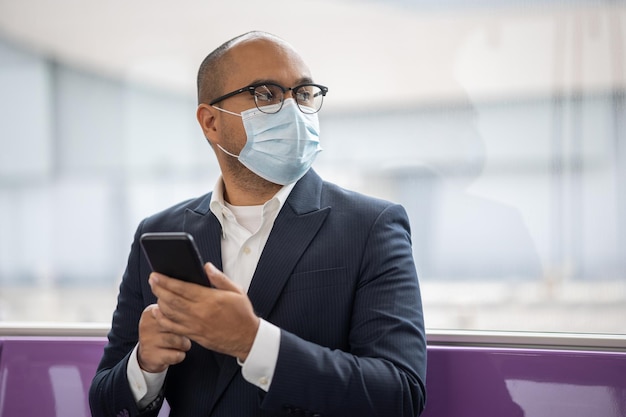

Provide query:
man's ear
left=196, top=103, right=218, bottom=143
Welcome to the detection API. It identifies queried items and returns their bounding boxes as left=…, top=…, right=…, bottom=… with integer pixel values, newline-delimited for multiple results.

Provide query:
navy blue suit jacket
left=90, top=170, right=427, bottom=417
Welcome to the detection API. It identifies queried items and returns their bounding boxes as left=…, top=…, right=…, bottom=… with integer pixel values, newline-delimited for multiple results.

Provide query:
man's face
left=208, top=38, right=313, bottom=188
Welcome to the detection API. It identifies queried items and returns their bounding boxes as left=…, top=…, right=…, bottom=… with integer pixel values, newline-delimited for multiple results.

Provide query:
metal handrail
left=1, top=323, right=625, bottom=351
left=427, top=329, right=626, bottom=351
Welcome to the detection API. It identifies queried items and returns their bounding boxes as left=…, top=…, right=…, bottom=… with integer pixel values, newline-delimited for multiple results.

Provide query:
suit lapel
left=247, top=201, right=329, bottom=319
left=207, top=170, right=329, bottom=413
left=249, top=170, right=328, bottom=319
left=183, top=194, right=223, bottom=272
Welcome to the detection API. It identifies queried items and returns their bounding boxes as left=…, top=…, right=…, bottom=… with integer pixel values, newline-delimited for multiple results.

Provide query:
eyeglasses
left=209, top=82, right=328, bottom=114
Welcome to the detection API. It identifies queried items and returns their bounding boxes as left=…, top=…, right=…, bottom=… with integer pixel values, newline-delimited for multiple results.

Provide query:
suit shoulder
left=140, top=192, right=212, bottom=230
left=321, top=180, right=400, bottom=214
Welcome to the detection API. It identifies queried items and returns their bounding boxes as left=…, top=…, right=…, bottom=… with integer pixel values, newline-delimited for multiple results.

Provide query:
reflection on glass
left=0, top=2, right=624, bottom=334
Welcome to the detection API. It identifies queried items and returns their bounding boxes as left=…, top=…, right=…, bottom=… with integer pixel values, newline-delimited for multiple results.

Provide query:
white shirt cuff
left=239, top=318, right=280, bottom=392
left=127, top=344, right=167, bottom=408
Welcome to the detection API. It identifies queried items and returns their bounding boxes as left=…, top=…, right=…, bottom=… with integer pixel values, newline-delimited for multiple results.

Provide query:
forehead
left=224, top=38, right=312, bottom=88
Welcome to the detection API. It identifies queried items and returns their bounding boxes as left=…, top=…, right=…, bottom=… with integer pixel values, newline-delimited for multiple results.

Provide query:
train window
left=0, top=1, right=624, bottom=334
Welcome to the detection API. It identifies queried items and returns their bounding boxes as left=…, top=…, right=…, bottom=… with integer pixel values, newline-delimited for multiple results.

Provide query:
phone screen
left=140, top=232, right=210, bottom=287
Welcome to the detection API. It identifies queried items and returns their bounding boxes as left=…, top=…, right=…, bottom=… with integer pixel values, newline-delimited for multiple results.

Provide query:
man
left=90, top=31, right=426, bottom=417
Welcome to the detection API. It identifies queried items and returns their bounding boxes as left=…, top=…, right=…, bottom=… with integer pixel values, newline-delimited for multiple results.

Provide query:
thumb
left=204, top=262, right=244, bottom=293
left=145, top=303, right=159, bottom=318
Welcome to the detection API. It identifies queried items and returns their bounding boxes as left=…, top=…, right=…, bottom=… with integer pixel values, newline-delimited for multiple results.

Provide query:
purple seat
left=0, top=337, right=170, bottom=417
left=422, top=346, right=626, bottom=417
left=0, top=337, right=105, bottom=417
left=1, top=336, right=625, bottom=416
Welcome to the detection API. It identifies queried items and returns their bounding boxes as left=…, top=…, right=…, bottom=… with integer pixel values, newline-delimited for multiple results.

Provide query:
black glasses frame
left=208, top=82, right=329, bottom=114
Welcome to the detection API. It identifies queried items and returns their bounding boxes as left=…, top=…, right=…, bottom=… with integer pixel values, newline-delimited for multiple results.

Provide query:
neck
left=222, top=174, right=282, bottom=206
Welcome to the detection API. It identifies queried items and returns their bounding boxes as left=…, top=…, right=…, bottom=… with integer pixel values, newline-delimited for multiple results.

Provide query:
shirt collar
left=209, top=176, right=296, bottom=235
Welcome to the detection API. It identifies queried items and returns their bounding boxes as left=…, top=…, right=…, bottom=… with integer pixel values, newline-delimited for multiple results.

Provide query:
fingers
left=149, top=272, right=200, bottom=300
left=205, top=262, right=244, bottom=293
left=146, top=264, right=256, bottom=359
left=150, top=302, right=190, bottom=336
left=158, top=324, right=192, bottom=352
left=148, top=264, right=242, bottom=300
left=139, top=342, right=188, bottom=373
left=149, top=273, right=205, bottom=321
left=145, top=304, right=193, bottom=351
left=138, top=304, right=191, bottom=373
left=148, top=275, right=200, bottom=337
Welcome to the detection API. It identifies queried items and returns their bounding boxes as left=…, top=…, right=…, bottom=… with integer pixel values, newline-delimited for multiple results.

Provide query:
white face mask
left=213, top=99, right=322, bottom=185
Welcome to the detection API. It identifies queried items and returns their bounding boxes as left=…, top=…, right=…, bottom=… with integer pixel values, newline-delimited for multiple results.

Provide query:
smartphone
left=139, top=232, right=210, bottom=287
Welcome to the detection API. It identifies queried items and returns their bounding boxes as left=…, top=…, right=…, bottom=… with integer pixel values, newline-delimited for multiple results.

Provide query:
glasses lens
left=295, top=85, right=324, bottom=114
left=253, top=85, right=284, bottom=113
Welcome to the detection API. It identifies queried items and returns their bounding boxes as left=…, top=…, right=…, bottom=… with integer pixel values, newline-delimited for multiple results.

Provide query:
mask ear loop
left=210, top=105, right=243, bottom=158
left=212, top=105, right=242, bottom=117
left=216, top=143, right=240, bottom=158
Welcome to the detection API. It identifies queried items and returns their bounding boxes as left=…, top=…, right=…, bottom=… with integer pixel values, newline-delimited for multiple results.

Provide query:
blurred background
left=0, top=0, right=624, bottom=333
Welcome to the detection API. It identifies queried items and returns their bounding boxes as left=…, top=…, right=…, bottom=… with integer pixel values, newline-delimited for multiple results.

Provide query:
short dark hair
left=196, top=31, right=283, bottom=105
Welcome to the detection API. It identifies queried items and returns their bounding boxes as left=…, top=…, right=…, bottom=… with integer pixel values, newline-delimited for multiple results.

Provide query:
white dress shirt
left=128, top=177, right=295, bottom=408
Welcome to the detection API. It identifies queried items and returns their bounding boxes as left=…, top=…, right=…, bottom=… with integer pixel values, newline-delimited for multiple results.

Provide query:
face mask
left=213, top=99, right=322, bottom=185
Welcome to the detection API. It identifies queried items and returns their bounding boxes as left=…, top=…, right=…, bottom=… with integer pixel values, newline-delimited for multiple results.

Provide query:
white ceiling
left=0, top=0, right=623, bottom=110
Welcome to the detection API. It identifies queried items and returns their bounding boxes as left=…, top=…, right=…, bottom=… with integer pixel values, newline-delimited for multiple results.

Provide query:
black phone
left=139, top=232, right=210, bottom=287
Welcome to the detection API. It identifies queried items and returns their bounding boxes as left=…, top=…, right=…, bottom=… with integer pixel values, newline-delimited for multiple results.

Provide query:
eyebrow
left=247, top=77, right=315, bottom=87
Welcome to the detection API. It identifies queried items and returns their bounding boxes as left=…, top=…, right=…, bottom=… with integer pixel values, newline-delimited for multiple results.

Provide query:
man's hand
left=137, top=304, right=192, bottom=373
left=148, top=262, right=260, bottom=362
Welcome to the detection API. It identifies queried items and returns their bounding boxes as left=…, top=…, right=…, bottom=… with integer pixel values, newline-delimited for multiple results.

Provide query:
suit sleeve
left=261, top=204, right=427, bottom=417
left=89, top=222, right=164, bottom=417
